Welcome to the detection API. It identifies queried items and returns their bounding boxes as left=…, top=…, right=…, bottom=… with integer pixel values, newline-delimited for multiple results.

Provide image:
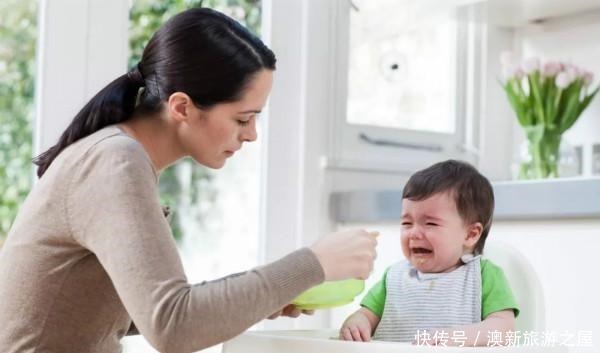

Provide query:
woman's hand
left=267, top=304, right=314, bottom=319
left=310, top=229, right=378, bottom=281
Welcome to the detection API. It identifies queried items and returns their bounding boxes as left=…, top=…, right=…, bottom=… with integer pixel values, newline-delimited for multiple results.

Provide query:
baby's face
left=401, top=192, right=479, bottom=273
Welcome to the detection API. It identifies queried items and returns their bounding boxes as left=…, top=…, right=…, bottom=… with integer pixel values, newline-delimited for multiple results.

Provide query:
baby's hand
left=339, top=311, right=373, bottom=342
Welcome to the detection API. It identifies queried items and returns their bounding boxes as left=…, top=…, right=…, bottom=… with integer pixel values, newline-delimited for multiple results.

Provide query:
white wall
left=491, top=219, right=599, bottom=353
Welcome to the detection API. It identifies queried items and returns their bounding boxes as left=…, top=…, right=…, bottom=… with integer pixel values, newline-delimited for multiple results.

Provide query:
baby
left=340, top=160, right=519, bottom=346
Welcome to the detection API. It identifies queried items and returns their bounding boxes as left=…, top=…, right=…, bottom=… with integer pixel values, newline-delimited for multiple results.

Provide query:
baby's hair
left=402, top=160, right=494, bottom=255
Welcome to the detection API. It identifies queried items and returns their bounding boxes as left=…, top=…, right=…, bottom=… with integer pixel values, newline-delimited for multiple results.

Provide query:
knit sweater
left=0, top=126, right=324, bottom=353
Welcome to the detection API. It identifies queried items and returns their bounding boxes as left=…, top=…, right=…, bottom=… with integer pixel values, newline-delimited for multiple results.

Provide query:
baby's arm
left=339, top=307, right=381, bottom=342
left=426, top=309, right=515, bottom=346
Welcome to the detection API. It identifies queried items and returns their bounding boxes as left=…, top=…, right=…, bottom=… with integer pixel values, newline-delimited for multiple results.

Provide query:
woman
left=0, top=7, right=377, bottom=353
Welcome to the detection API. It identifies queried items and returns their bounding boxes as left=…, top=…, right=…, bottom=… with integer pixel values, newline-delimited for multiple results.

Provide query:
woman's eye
left=237, top=114, right=256, bottom=126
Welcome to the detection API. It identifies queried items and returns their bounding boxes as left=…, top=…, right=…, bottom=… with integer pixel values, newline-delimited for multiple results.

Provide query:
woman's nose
left=240, top=120, right=257, bottom=142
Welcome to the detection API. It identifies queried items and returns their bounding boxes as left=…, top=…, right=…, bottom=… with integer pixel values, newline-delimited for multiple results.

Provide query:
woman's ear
left=464, top=222, right=483, bottom=248
left=167, top=92, right=194, bottom=123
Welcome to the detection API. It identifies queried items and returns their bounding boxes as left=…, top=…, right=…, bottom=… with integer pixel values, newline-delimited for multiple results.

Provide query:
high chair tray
left=222, top=330, right=568, bottom=353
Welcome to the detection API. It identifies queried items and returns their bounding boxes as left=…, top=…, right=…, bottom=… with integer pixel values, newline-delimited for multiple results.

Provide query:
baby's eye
left=401, top=222, right=412, bottom=226
left=426, top=222, right=439, bottom=226
left=237, top=120, right=251, bottom=126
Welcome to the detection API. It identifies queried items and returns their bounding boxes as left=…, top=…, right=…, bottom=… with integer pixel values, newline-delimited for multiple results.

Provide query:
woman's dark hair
left=402, top=160, right=495, bottom=255
left=34, top=7, right=276, bottom=177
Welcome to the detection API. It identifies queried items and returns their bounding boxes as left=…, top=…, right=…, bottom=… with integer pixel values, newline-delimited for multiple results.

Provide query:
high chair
left=222, top=241, right=565, bottom=353
left=483, top=240, right=546, bottom=333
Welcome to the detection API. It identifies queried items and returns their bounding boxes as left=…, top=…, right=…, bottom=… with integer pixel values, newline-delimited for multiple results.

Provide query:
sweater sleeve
left=67, top=139, right=324, bottom=353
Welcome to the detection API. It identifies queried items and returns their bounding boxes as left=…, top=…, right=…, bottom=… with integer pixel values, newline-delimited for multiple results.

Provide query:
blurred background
left=1, top=0, right=599, bottom=352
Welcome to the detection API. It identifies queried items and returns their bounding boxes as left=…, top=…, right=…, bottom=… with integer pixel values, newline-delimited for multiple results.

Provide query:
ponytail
left=34, top=8, right=277, bottom=177
left=33, top=65, right=145, bottom=177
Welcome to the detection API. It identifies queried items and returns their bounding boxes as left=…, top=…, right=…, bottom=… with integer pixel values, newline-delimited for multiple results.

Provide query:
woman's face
left=180, top=69, right=273, bottom=168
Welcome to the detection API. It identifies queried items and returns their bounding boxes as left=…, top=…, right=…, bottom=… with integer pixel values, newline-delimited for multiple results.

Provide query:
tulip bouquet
left=500, top=51, right=598, bottom=179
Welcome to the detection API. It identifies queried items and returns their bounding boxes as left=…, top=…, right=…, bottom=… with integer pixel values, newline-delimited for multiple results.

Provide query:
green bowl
left=292, top=279, right=365, bottom=310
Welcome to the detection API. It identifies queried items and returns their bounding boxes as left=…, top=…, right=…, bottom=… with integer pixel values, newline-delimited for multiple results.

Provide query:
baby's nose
left=407, top=228, right=424, bottom=239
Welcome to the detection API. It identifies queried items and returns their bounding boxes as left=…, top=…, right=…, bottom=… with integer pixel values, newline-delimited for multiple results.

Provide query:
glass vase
left=517, top=127, right=562, bottom=180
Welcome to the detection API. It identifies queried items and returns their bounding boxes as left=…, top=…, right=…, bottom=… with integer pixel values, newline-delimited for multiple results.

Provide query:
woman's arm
left=69, top=140, right=376, bottom=353
left=69, top=142, right=324, bottom=353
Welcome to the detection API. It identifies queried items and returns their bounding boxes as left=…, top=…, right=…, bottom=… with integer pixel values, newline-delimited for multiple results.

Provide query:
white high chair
left=483, top=240, right=545, bottom=333
left=222, top=241, right=563, bottom=353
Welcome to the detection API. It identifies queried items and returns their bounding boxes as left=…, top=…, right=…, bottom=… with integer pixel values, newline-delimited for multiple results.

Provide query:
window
left=329, top=0, right=484, bottom=172
left=0, top=0, right=37, bottom=243
left=347, top=1, right=457, bottom=134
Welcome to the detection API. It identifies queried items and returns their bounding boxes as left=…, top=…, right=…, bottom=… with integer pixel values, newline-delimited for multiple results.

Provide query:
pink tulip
left=562, top=64, right=584, bottom=82
left=542, top=62, right=561, bottom=77
left=583, top=71, right=594, bottom=86
left=522, top=57, right=540, bottom=74
left=556, top=72, right=573, bottom=89
left=501, top=64, right=525, bottom=81
left=515, top=68, right=525, bottom=80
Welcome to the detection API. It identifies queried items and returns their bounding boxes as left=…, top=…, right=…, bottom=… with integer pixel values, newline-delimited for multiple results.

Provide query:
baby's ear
left=464, top=222, right=483, bottom=247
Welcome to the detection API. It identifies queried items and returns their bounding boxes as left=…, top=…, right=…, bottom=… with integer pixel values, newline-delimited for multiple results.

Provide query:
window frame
left=327, top=0, right=485, bottom=173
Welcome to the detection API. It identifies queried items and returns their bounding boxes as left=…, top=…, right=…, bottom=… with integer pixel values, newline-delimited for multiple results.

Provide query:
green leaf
left=544, top=81, right=558, bottom=128
left=577, top=85, right=600, bottom=116
left=558, top=80, right=585, bottom=133
left=528, top=72, right=546, bottom=126
left=562, top=84, right=600, bottom=133
left=503, top=82, right=528, bottom=126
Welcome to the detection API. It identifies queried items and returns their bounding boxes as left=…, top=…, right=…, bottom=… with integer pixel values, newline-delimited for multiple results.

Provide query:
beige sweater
left=0, top=126, right=324, bottom=353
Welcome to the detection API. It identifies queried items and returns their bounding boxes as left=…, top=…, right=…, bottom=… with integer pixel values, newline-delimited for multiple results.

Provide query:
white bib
left=373, top=255, right=482, bottom=342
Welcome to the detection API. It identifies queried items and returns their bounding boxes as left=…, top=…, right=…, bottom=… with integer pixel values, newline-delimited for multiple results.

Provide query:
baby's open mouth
left=411, top=247, right=433, bottom=254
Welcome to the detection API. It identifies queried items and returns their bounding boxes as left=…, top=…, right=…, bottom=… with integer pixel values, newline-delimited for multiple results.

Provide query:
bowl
left=291, top=278, right=365, bottom=310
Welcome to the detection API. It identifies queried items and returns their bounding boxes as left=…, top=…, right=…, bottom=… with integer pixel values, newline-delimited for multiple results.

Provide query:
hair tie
left=127, top=63, right=145, bottom=86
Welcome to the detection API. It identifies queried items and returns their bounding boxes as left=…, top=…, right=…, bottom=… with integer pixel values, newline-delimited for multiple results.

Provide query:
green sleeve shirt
left=361, top=259, right=520, bottom=319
